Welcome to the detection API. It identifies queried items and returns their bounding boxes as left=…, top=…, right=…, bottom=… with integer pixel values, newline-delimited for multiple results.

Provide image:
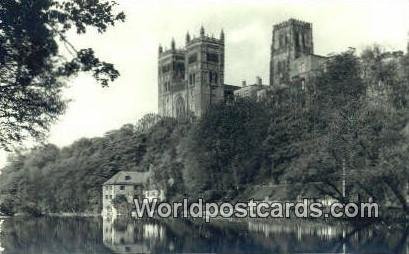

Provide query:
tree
left=282, top=50, right=369, bottom=202
left=182, top=98, right=270, bottom=199
left=0, top=0, right=125, bottom=150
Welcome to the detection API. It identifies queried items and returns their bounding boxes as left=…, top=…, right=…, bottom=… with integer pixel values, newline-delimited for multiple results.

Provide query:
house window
left=300, top=63, right=306, bottom=73
left=105, top=195, right=109, bottom=199
left=125, top=175, right=131, bottom=181
left=120, top=186, right=125, bottom=190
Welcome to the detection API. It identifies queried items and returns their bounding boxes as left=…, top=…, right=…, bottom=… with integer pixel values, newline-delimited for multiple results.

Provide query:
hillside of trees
left=0, top=48, right=408, bottom=216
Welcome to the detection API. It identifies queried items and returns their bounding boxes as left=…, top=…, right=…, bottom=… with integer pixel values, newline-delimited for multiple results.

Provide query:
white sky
left=1, top=0, right=409, bottom=168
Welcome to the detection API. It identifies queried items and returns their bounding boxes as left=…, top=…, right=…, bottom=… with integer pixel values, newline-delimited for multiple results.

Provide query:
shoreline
left=4, top=210, right=407, bottom=225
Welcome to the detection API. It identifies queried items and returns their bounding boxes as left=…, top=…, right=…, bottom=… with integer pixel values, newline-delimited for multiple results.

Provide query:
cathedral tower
left=269, top=19, right=314, bottom=86
left=184, top=26, right=225, bottom=116
left=158, top=40, right=186, bottom=117
left=158, top=27, right=225, bottom=118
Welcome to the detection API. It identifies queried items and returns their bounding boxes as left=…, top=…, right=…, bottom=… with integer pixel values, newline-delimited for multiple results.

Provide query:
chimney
left=256, top=76, right=262, bottom=86
left=242, top=80, right=247, bottom=87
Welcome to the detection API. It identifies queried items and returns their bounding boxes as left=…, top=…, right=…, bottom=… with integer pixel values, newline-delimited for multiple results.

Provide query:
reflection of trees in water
left=0, top=217, right=111, bottom=254
left=1, top=217, right=408, bottom=253
left=159, top=219, right=274, bottom=253
left=0, top=220, right=4, bottom=253
left=343, top=225, right=409, bottom=254
left=103, top=218, right=409, bottom=254
left=247, top=221, right=409, bottom=254
left=103, top=218, right=273, bottom=253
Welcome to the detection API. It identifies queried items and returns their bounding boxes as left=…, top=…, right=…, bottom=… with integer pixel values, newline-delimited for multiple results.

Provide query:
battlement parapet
left=158, top=48, right=186, bottom=59
left=273, top=18, right=312, bottom=30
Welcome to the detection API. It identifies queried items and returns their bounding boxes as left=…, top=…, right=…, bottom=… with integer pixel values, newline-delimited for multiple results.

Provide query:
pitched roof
left=103, top=171, right=151, bottom=186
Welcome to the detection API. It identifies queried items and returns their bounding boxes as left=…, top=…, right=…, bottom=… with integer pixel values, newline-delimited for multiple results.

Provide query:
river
left=0, top=217, right=407, bottom=253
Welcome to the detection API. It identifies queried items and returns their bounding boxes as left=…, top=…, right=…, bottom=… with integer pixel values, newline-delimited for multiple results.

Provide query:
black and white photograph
left=0, top=0, right=409, bottom=253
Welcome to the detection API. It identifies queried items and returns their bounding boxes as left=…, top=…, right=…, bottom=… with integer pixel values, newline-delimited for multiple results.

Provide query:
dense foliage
left=0, top=48, right=408, bottom=216
left=0, top=0, right=125, bottom=150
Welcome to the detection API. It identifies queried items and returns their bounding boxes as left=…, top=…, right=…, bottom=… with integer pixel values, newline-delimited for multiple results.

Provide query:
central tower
left=269, top=19, right=314, bottom=86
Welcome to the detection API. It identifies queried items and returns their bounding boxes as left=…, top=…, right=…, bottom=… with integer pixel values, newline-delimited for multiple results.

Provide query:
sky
left=1, top=0, right=409, bottom=168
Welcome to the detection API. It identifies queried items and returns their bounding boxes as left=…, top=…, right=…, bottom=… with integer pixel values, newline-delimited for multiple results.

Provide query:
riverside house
left=102, top=171, right=164, bottom=217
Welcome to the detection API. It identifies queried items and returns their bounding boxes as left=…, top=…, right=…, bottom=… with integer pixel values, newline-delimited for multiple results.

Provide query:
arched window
left=175, top=96, right=186, bottom=119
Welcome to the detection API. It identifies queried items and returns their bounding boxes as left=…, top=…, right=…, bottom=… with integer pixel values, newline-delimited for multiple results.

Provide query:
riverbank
left=47, top=212, right=100, bottom=217
left=8, top=212, right=100, bottom=218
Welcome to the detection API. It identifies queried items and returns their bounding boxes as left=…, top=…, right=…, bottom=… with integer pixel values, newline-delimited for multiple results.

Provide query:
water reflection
left=0, top=217, right=407, bottom=253
left=102, top=217, right=166, bottom=253
left=0, top=220, right=4, bottom=253
left=249, top=221, right=409, bottom=254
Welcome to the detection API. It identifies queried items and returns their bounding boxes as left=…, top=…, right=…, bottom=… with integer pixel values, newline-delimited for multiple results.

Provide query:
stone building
left=158, top=19, right=409, bottom=113
left=269, top=19, right=328, bottom=88
left=158, top=27, right=240, bottom=118
left=234, top=77, right=268, bottom=100
left=158, top=20, right=329, bottom=116
left=101, top=171, right=164, bottom=218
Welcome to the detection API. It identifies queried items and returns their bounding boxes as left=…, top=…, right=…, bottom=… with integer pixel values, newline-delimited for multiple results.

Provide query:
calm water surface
left=0, top=217, right=407, bottom=254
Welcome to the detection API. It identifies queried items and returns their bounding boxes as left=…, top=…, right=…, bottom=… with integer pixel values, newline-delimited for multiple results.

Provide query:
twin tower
left=158, top=19, right=316, bottom=118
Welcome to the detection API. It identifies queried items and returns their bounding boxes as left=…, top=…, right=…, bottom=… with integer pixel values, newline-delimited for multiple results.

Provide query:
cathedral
left=158, top=27, right=227, bottom=118
left=269, top=19, right=327, bottom=88
left=157, top=19, right=328, bottom=118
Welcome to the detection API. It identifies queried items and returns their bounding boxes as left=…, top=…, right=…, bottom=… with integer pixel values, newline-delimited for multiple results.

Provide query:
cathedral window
left=295, top=32, right=300, bottom=48
left=279, top=34, right=285, bottom=48
left=188, top=53, right=198, bottom=64
left=175, top=96, right=186, bottom=119
left=207, top=53, right=219, bottom=63
left=208, top=72, right=218, bottom=84
left=189, top=73, right=196, bottom=85
left=162, top=64, right=170, bottom=73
